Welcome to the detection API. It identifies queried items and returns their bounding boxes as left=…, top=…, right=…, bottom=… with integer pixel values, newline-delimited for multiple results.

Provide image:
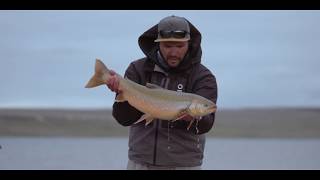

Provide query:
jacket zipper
left=152, top=76, right=169, bottom=165
left=153, top=119, right=159, bottom=165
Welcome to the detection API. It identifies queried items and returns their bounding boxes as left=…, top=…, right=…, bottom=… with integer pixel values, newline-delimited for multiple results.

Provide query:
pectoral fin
left=187, top=116, right=202, bottom=132
left=134, top=114, right=154, bottom=126
left=187, top=119, right=195, bottom=130
left=172, top=102, right=192, bottom=122
left=172, top=109, right=189, bottom=122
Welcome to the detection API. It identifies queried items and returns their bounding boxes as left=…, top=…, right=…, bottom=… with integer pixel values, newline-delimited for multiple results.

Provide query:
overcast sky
left=1, top=10, right=320, bottom=109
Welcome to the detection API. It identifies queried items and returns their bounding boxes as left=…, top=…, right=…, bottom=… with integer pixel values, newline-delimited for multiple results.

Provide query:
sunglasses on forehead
left=159, top=30, right=189, bottom=39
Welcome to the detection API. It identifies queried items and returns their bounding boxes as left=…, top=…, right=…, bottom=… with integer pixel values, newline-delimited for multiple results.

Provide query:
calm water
left=0, top=137, right=319, bottom=170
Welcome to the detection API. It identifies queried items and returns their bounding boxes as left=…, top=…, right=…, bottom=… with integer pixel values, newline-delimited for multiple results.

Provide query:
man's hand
left=106, top=70, right=121, bottom=94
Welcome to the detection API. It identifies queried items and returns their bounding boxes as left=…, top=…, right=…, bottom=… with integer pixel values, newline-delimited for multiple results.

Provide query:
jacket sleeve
left=189, top=67, right=218, bottom=134
left=112, top=62, right=143, bottom=126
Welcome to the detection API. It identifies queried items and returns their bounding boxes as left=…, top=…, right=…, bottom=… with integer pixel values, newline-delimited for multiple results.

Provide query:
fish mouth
left=209, top=105, right=217, bottom=112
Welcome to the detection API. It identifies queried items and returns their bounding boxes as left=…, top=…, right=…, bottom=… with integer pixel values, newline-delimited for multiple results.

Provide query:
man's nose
left=168, top=48, right=178, bottom=56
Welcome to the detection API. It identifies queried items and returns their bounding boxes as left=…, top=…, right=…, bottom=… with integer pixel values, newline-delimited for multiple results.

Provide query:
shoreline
left=1, top=107, right=320, bottom=138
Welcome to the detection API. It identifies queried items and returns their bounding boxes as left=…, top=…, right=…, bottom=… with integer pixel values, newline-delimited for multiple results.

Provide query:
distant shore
left=1, top=107, right=320, bottom=138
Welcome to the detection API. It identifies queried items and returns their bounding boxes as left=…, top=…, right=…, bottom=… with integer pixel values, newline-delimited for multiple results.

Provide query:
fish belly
left=124, top=91, right=184, bottom=120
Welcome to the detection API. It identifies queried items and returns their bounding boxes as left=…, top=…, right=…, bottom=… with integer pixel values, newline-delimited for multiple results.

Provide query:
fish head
left=188, top=97, right=217, bottom=117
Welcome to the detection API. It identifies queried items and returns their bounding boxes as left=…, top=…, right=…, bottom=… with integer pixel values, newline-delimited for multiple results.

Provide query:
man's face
left=159, top=41, right=189, bottom=68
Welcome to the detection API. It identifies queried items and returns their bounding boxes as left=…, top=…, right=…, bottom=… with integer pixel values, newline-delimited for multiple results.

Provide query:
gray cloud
left=1, top=10, right=320, bottom=109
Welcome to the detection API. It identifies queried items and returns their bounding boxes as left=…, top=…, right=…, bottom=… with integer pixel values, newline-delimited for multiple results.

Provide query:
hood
left=138, top=19, right=202, bottom=72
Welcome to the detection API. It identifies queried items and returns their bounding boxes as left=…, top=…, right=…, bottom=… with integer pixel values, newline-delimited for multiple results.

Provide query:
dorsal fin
left=146, top=83, right=163, bottom=89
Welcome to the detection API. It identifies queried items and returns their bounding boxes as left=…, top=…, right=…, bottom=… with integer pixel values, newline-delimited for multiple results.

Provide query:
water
left=0, top=137, right=319, bottom=170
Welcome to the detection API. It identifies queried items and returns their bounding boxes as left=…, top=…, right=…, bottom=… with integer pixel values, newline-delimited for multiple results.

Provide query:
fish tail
left=85, top=58, right=111, bottom=88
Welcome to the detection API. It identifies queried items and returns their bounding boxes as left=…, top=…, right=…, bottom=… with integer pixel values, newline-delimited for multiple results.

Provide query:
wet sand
left=1, top=108, right=320, bottom=138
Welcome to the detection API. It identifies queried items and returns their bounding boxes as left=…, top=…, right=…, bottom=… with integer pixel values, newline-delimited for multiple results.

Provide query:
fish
left=85, top=59, right=217, bottom=130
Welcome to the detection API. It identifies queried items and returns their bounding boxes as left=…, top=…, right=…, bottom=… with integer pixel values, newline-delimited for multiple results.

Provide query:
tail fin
left=85, top=59, right=110, bottom=88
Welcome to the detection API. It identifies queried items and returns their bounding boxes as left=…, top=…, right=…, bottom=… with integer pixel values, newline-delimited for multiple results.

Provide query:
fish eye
left=204, top=104, right=208, bottom=107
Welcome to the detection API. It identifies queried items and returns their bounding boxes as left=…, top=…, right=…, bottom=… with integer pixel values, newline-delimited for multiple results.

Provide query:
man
left=106, top=15, right=218, bottom=170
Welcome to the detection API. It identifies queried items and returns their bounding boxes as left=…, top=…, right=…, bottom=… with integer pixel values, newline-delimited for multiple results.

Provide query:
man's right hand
left=106, top=70, right=121, bottom=94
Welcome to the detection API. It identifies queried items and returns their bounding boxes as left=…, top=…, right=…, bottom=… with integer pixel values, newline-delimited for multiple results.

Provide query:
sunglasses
left=159, top=30, right=189, bottom=39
